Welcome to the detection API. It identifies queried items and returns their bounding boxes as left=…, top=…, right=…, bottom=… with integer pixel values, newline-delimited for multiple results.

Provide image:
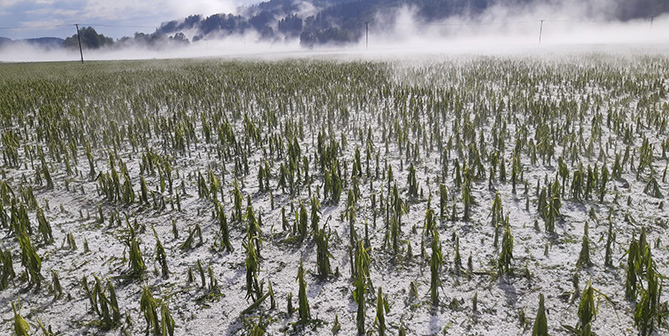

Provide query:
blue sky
left=0, top=0, right=259, bottom=39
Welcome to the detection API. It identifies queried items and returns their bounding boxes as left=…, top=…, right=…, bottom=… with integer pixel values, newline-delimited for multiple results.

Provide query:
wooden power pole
left=365, top=22, right=369, bottom=50
left=75, top=24, right=84, bottom=64
left=538, top=20, right=544, bottom=44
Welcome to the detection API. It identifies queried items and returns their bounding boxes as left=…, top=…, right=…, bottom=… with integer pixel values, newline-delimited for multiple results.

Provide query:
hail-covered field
left=0, top=51, right=668, bottom=336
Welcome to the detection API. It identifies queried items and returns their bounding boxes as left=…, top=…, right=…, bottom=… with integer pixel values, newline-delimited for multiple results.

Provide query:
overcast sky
left=0, top=0, right=259, bottom=39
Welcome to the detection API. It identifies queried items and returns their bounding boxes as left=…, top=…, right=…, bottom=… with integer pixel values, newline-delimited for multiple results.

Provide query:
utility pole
left=75, top=24, right=84, bottom=64
left=538, top=20, right=544, bottom=44
left=365, top=22, right=369, bottom=50
left=650, top=16, right=654, bottom=29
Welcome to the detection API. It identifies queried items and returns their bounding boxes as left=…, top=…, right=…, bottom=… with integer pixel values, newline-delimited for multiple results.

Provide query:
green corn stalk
left=108, top=281, right=121, bottom=327
left=599, top=165, right=609, bottom=202
left=310, top=196, right=320, bottom=232
left=0, top=249, right=16, bottom=290
left=179, top=226, right=196, bottom=251
left=43, top=164, right=54, bottom=190
left=632, top=241, right=665, bottom=336
left=196, top=260, right=206, bottom=288
left=296, top=259, right=311, bottom=323
left=346, top=190, right=356, bottom=227
left=121, top=168, right=135, bottom=205
left=208, top=168, right=219, bottom=202
left=244, top=236, right=261, bottom=302
left=82, top=275, right=98, bottom=315
left=644, top=176, right=663, bottom=198
left=537, top=188, right=547, bottom=219
left=197, top=171, right=209, bottom=199
left=571, top=167, right=583, bottom=201
left=584, top=165, right=595, bottom=200
left=576, top=281, right=596, bottom=335
left=626, top=238, right=640, bottom=300
left=217, top=203, right=232, bottom=251
left=472, top=292, right=478, bottom=313
left=461, top=165, right=473, bottom=221
left=12, top=300, right=30, bottom=336
left=532, top=293, right=548, bottom=336
left=454, top=159, right=462, bottom=187
left=160, top=301, right=175, bottom=336
left=18, top=230, right=42, bottom=287
left=93, top=275, right=114, bottom=330
left=140, top=287, right=160, bottom=335
left=511, top=151, right=521, bottom=193
left=245, top=203, right=261, bottom=247
left=268, top=281, right=276, bottom=310
left=489, top=191, right=503, bottom=227
left=250, top=321, right=265, bottom=336
left=171, top=220, right=178, bottom=240
left=407, top=162, right=418, bottom=198
left=604, top=219, right=614, bottom=267
left=186, top=268, right=194, bottom=284
left=454, top=235, right=462, bottom=274
left=128, top=237, right=146, bottom=277
left=439, top=184, right=448, bottom=219
left=353, top=239, right=370, bottom=335
left=11, top=202, right=32, bottom=236
left=139, top=176, right=149, bottom=204
left=298, top=201, right=308, bottom=240
left=231, top=179, right=243, bottom=221
left=52, top=270, right=62, bottom=299
left=545, top=181, right=561, bottom=234
left=576, top=222, right=592, bottom=268
left=207, top=265, right=218, bottom=291
left=353, top=146, right=362, bottom=177
left=152, top=225, right=169, bottom=279
left=374, top=287, right=389, bottom=336
left=315, top=227, right=333, bottom=280
left=430, top=231, right=443, bottom=305
left=330, top=160, right=342, bottom=203
left=86, top=143, right=96, bottom=180
left=331, top=314, right=341, bottom=334
left=351, top=176, right=361, bottom=202
left=424, top=207, right=435, bottom=237
left=287, top=292, right=294, bottom=315
left=353, top=268, right=366, bottom=335
left=257, top=164, right=266, bottom=192
left=498, top=220, right=513, bottom=276
left=37, top=317, right=54, bottom=336
left=36, top=207, right=53, bottom=244
left=66, top=233, right=77, bottom=250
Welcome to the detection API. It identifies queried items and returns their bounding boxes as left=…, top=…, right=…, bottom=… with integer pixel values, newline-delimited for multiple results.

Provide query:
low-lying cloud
left=1, top=0, right=667, bottom=63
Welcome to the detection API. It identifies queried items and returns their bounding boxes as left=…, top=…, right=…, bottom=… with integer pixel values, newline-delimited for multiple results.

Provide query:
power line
left=0, top=24, right=72, bottom=30
left=392, top=20, right=537, bottom=27
left=77, top=23, right=157, bottom=29
left=383, top=19, right=614, bottom=28
left=0, top=23, right=157, bottom=31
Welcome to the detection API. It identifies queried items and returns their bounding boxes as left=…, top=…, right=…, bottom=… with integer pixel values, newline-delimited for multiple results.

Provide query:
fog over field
left=1, top=2, right=667, bottom=62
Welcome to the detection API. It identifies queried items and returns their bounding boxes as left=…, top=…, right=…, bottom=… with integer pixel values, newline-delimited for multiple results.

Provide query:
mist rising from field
left=1, top=1, right=667, bottom=63
left=367, top=4, right=668, bottom=55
